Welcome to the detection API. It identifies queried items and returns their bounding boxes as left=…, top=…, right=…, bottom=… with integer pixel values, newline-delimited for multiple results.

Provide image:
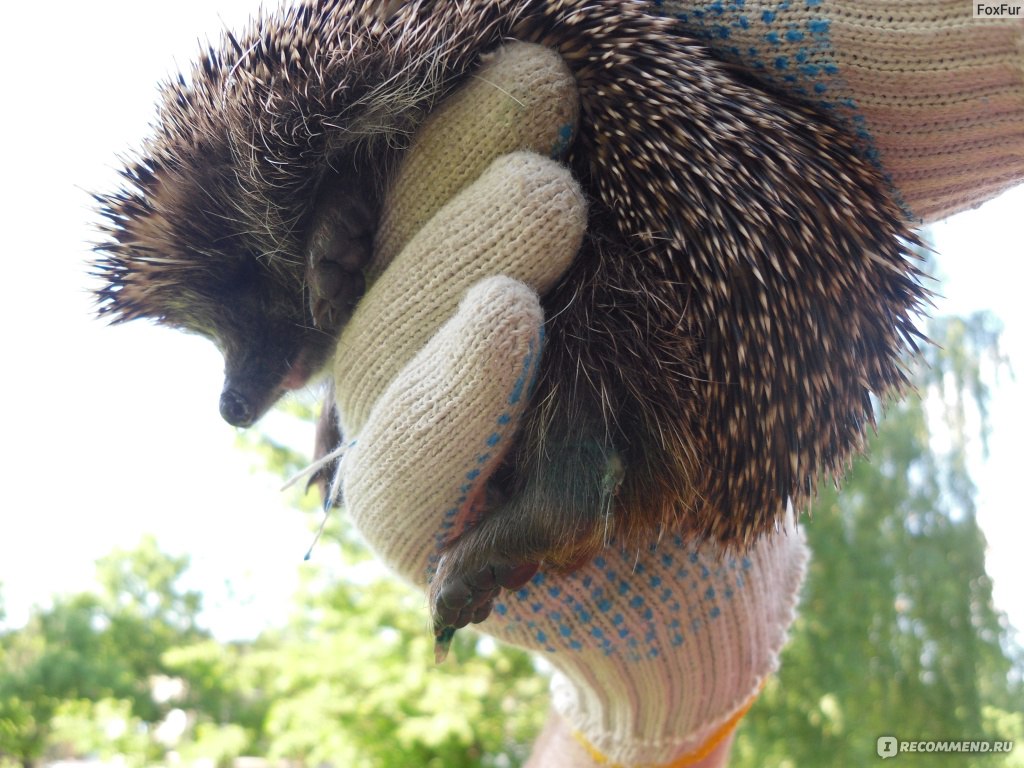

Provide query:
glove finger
left=335, top=151, right=585, bottom=435
left=343, top=276, right=545, bottom=587
left=373, top=42, right=579, bottom=272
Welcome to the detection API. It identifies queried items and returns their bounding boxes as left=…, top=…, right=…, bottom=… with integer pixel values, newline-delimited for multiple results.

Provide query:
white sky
left=0, top=2, right=1021, bottom=644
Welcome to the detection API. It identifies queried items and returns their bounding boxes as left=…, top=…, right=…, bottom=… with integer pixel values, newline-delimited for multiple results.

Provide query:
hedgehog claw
left=434, top=626, right=457, bottom=663
left=308, top=264, right=365, bottom=332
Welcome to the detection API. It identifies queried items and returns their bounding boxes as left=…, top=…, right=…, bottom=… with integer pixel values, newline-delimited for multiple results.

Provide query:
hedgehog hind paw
left=429, top=552, right=539, bottom=657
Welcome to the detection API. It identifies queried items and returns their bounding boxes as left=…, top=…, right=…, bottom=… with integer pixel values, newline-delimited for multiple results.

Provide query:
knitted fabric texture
left=489, top=528, right=808, bottom=766
left=334, top=150, right=586, bottom=437
left=656, top=0, right=1024, bottom=222
left=343, top=275, right=549, bottom=585
left=335, top=43, right=584, bottom=434
left=334, top=43, right=586, bottom=585
left=372, top=42, right=580, bottom=277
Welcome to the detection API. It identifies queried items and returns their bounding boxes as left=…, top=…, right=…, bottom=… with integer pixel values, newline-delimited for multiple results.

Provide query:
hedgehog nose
left=220, top=389, right=254, bottom=427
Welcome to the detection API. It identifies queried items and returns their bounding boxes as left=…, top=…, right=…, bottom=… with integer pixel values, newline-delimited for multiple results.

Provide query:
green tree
left=161, top=638, right=270, bottom=761
left=732, top=312, right=1024, bottom=767
left=251, top=559, right=546, bottom=767
left=46, top=698, right=153, bottom=766
left=227, top=401, right=549, bottom=766
left=0, top=538, right=205, bottom=765
left=93, top=536, right=205, bottom=721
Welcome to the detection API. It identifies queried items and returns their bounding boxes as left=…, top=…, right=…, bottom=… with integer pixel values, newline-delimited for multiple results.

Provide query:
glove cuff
left=569, top=690, right=757, bottom=768
left=658, top=1, right=1024, bottom=222
left=546, top=529, right=809, bottom=766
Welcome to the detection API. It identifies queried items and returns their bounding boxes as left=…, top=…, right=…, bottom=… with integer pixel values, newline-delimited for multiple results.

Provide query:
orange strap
left=571, top=691, right=760, bottom=768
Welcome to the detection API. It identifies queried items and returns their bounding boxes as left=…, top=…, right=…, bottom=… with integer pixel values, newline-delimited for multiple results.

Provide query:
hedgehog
left=93, top=0, right=926, bottom=645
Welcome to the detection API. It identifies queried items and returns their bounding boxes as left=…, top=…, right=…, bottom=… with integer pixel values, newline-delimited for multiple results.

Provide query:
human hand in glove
left=323, top=41, right=809, bottom=768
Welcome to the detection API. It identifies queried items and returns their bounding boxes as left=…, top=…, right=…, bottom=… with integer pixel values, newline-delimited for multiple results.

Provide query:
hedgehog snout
left=220, top=387, right=256, bottom=427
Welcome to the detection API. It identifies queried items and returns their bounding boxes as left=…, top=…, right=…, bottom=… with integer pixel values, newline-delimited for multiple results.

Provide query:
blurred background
left=1, top=2, right=1021, bottom=766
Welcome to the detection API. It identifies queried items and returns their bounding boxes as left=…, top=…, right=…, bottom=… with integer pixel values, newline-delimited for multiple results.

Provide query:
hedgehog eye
left=232, top=256, right=259, bottom=284
left=216, top=256, right=261, bottom=295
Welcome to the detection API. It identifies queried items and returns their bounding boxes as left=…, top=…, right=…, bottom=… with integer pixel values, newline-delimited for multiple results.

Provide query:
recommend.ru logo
left=877, top=736, right=1015, bottom=759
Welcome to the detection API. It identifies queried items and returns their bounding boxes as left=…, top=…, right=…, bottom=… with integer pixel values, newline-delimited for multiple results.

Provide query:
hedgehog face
left=94, top=158, right=352, bottom=429
left=213, top=178, right=376, bottom=426
left=93, top=1, right=401, bottom=430
left=97, top=234, right=337, bottom=429
left=199, top=257, right=333, bottom=428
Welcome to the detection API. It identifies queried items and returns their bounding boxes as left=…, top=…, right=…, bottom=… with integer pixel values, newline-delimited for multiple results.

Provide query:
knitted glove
left=328, top=41, right=809, bottom=767
left=654, top=0, right=1024, bottom=222
left=332, top=43, right=586, bottom=586
left=487, top=528, right=808, bottom=767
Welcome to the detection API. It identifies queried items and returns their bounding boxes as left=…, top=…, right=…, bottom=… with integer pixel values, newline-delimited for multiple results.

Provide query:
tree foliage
left=252, top=565, right=546, bottom=767
left=0, top=537, right=204, bottom=765
left=733, top=312, right=1024, bottom=767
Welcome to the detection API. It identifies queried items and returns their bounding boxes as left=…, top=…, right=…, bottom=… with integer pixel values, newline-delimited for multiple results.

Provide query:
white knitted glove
left=326, top=41, right=810, bottom=767
left=495, top=528, right=807, bottom=766
left=340, top=272, right=551, bottom=587
left=332, top=43, right=586, bottom=587
left=335, top=148, right=588, bottom=585
left=654, top=0, right=1024, bottom=222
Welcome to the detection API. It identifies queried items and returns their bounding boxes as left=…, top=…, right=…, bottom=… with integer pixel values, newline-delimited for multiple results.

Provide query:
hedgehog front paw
left=307, top=253, right=366, bottom=332
left=304, top=174, right=377, bottom=332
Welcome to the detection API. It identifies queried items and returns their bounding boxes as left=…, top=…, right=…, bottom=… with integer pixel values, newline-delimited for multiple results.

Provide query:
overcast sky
left=1, top=1, right=1020, bottom=644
